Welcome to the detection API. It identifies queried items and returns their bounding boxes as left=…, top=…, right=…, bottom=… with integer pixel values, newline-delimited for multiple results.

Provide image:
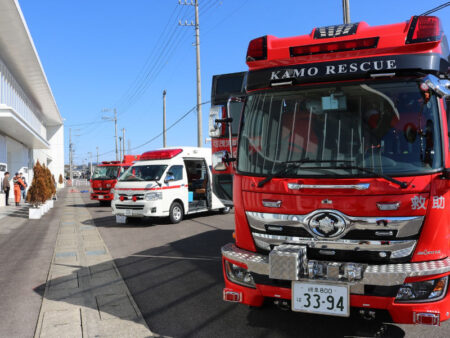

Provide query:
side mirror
left=209, top=106, right=222, bottom=137
left=212, top=150, right=236, bottom=171
left=164, top=172, right=175, bottom=183
left=212, top=151, right=228, bottom=171
left=422, top=74, right=450, bottom=98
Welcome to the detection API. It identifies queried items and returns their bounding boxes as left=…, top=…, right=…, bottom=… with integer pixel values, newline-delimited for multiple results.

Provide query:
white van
left=111, top=147, right=228, bottom=224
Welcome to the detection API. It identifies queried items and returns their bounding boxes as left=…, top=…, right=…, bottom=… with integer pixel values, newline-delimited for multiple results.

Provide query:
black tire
left=99, top=200, right=110, bottom=206
left=220, top=206, right=231, bottom=214
left=169, top=201, right=183, bottom=224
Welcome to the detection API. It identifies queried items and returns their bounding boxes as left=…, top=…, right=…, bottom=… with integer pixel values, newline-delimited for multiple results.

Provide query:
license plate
left=124, top=209, right=132, bottom=216
left=292, top=281, right=349, bottom=317
left=98, top=195, right=104, bottom=199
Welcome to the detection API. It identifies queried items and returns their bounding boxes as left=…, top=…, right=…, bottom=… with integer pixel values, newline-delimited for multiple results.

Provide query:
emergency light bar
left=101, top=161, right=120, bottom=165
left=140, top=148, right=183, bottom=160
left=290, top=37, right=378, bottom=57
left=246, top=36, right=267, bottom=62
left=406, top=16, right=442, bottom=44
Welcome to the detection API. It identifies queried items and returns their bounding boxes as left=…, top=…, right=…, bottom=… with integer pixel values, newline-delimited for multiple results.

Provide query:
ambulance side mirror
left=165, top=172, right=175, bottom=183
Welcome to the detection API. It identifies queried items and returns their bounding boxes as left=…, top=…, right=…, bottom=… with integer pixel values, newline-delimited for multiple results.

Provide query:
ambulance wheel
left=220, top=206, right=231, bottom=214
left=169, top=202, right=183, bottom=224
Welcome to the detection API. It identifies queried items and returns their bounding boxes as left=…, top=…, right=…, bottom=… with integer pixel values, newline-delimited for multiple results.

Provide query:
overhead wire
left=114, top=3, right=184, bottom=111
left=419, top=2, right=450, bottom=15
left=97, top=100, right=210, bottom=158
left=116, top=4, right=193, bottom=115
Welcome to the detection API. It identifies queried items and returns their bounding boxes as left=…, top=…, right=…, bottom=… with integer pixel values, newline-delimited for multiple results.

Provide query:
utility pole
left=88, top=152, right=93, bottom=177
left=342, top=0, right=350, bottom=24
left=96, top=146, right=99, bottom=164
left=179, top=0, right=202, bottom=147
left=119, top=136, right=123, bottom=160
left=69, top=128, right=73, bottom=181
left=163, top=90, right=167, bottom=147
left=101, top=108, right=119, bottom=161
left=114, top=108, right=118, bottom=160
left=128, top=140, right=131, bottom=154
left=69, top=128, right=80, bottom=182
left=122, top=128, right=126, bottom=157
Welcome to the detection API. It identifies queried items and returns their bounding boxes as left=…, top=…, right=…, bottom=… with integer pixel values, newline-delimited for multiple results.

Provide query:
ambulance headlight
left=395, top=276, right=448, bottom=302
left=111, top=189, right=119, bottom=200
left=145, top=192, right=163, bottom=201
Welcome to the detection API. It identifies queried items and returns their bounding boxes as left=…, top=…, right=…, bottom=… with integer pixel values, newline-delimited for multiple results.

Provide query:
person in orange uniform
left=13, top=172, right=25, bottom=206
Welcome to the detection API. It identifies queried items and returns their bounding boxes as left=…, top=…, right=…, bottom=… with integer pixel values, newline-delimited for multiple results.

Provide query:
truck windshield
left=119, top=165, right=168, bottom=182
left=91, top=166, right=118, bottom=180
left=238, top=81, right=442, bottom=177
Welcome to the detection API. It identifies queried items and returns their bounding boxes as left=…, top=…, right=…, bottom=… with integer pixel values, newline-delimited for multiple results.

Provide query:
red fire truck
left=209, top=72, right=246, bottom=207
left=90, top=155, right=140, bottom=204
left=221, top=16, right=450, bottom=325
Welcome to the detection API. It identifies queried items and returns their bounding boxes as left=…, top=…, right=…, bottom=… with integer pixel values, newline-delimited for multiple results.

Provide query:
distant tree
left=58, top=174, right=63, bottom=184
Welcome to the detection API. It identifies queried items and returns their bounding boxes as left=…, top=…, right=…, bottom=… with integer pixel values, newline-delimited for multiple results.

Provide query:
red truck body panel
left=222, top=16, right=450, bottom=325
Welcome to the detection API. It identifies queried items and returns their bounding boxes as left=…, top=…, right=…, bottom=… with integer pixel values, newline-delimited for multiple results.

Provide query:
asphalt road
left=83, top=195, right=449, bottom=338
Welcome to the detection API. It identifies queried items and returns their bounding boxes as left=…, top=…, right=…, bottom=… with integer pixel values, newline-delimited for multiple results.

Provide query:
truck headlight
left=111, top=189, right=119, bottom=200
left=395, top=276, right=448, bottom=302
left=145, top=192, right=162, bottom=201
left=224, top=260, right=255, bottom=288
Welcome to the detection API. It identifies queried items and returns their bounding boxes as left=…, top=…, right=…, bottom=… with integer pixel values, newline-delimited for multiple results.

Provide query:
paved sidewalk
left=34, top=190, right=154, bottom=337
left=0, top=203, right=28, bottom=222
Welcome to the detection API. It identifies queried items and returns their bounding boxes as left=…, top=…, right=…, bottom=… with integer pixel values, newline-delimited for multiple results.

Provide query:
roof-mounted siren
left=246, top=36, right=267, bottom=62
left=140, top=148, right=183, bottom=161
left=406, top=16, right=442, bottom=44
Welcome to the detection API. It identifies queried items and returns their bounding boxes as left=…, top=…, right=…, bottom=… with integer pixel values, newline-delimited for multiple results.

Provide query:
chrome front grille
left=247, top=210, right=423, bottom=263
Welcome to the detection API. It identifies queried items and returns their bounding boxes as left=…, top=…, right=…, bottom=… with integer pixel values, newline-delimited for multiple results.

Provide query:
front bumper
left=222, top=243, right=450, bottom=324
left=111, top=200, right=165, bottom=217
left=91, top=192, right=113, bottom=201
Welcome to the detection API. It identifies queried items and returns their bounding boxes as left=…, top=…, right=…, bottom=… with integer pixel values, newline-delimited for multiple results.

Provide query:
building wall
left=0, top=56, right=45, bottom=138
left=0, top=55, right=64, bottom=197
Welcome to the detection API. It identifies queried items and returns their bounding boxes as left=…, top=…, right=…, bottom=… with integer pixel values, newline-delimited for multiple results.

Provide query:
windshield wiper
left=257, top=159, right=353, bottom=187
left=336, top=164, right=408, bottom=189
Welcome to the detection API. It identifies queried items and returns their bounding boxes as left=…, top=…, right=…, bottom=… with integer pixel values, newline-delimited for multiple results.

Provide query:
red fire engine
left=209, top=72, right=246, bottom=207
left=90, top=155, right=140, bottom=204
left=221, top=16, right=450, bottom=325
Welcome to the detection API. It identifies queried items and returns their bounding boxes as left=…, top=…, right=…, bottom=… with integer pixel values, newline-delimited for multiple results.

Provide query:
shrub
left=58, top=174, right=63, bottom=184
left=27, top=160, right=49, bottom=207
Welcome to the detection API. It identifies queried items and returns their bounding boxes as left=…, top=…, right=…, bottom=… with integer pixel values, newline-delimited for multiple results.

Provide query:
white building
left=0, top=0, right=64, bottom=199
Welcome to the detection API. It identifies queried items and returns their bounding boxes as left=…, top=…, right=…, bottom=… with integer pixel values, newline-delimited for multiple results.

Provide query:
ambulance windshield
left=119, top=165, right=168, bottom=182
left=238, top=81, right=442, bottom=177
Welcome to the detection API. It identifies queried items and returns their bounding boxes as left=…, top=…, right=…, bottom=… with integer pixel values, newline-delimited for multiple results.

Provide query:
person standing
left=2, top=172, right=10, bottom=206
left=20, top=173, right=27, bottom=202
left=13, top=172, right=25, bottom=206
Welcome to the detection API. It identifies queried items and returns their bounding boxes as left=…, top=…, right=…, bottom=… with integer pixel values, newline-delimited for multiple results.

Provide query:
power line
left=97, top=101, right=210, bottom=158
left=203, top=0, right=250, bottom=36
left=115, top=4, right=194, bottom=115
left=114, top=3, right=184, bottom=111
left=420, top=2, right=450, bottom=15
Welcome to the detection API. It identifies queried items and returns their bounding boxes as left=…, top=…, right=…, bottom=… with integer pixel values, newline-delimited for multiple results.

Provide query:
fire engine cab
left=111, top=147, right=227, bottom=223
left=221, top=16, right=450, bottom=325
left=90, top=155, right=139, bottom=204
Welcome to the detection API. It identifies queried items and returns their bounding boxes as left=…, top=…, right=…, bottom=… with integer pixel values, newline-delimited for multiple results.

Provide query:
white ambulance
left=111, top=147, right=228, bottom=224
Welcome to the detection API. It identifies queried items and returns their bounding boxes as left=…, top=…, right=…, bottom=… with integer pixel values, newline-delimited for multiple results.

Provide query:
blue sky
left=18, top=0, right=450, bottom=165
